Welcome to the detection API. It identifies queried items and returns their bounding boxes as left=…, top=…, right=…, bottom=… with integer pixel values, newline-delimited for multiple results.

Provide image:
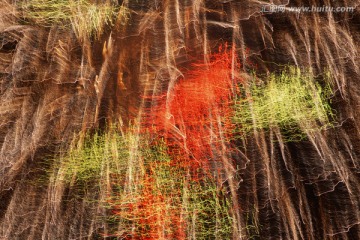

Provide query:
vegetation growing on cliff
left=234, top=67, right=333, bottom=138
left=55, top=130, right=234, bottom=238
left=18, top=0, right=127, bottom=40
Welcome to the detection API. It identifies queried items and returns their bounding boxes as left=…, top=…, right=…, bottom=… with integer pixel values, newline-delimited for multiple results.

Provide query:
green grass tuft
left=55, top=130, right=234, bottom=238
left=19, top=0, right=128, bottom=40
left=58, top=131, right=129, bottom=186
left=234, top=67, right=334, bottom=137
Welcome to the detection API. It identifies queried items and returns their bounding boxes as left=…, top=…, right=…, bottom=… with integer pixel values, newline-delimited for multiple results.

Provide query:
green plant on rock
left=111, top=162, right=234, bottom=239
left=55, top=130, right=235, bottom=238
left=58, top=131, right=130, bottom=187
left=19, top=0, right=128, bottom=40
left=183, top=179, right=234, bottom=239
left=234, top=67, right=334, bottom=137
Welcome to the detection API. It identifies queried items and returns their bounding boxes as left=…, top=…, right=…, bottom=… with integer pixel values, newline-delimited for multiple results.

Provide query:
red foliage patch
left=143, top=45, right=242, bottom=177
left=109, top=161, right=186, bottom=239
left=108, top=45, right=242, bottom=239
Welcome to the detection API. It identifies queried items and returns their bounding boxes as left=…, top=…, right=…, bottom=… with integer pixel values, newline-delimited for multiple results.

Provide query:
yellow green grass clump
left=234, top=67, right=333, bottom=137
left=57, top=131, right=129, bottom=186
left=55, top=130, right=234, bottom=238
left=18, top=0, right=127, bottom=40
left=111, top=158, right=234, bottom=239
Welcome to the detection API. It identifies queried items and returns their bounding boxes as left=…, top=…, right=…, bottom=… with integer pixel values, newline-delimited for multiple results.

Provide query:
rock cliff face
left=1, top=0, right=359, bottom=239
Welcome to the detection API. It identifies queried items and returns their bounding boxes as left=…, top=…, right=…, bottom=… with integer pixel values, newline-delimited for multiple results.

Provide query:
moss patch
left=234, top=67, right=333, bottom=137
left=18, top=0, right=127, bottom=40
left=55, top=130, right=234, bottom=238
